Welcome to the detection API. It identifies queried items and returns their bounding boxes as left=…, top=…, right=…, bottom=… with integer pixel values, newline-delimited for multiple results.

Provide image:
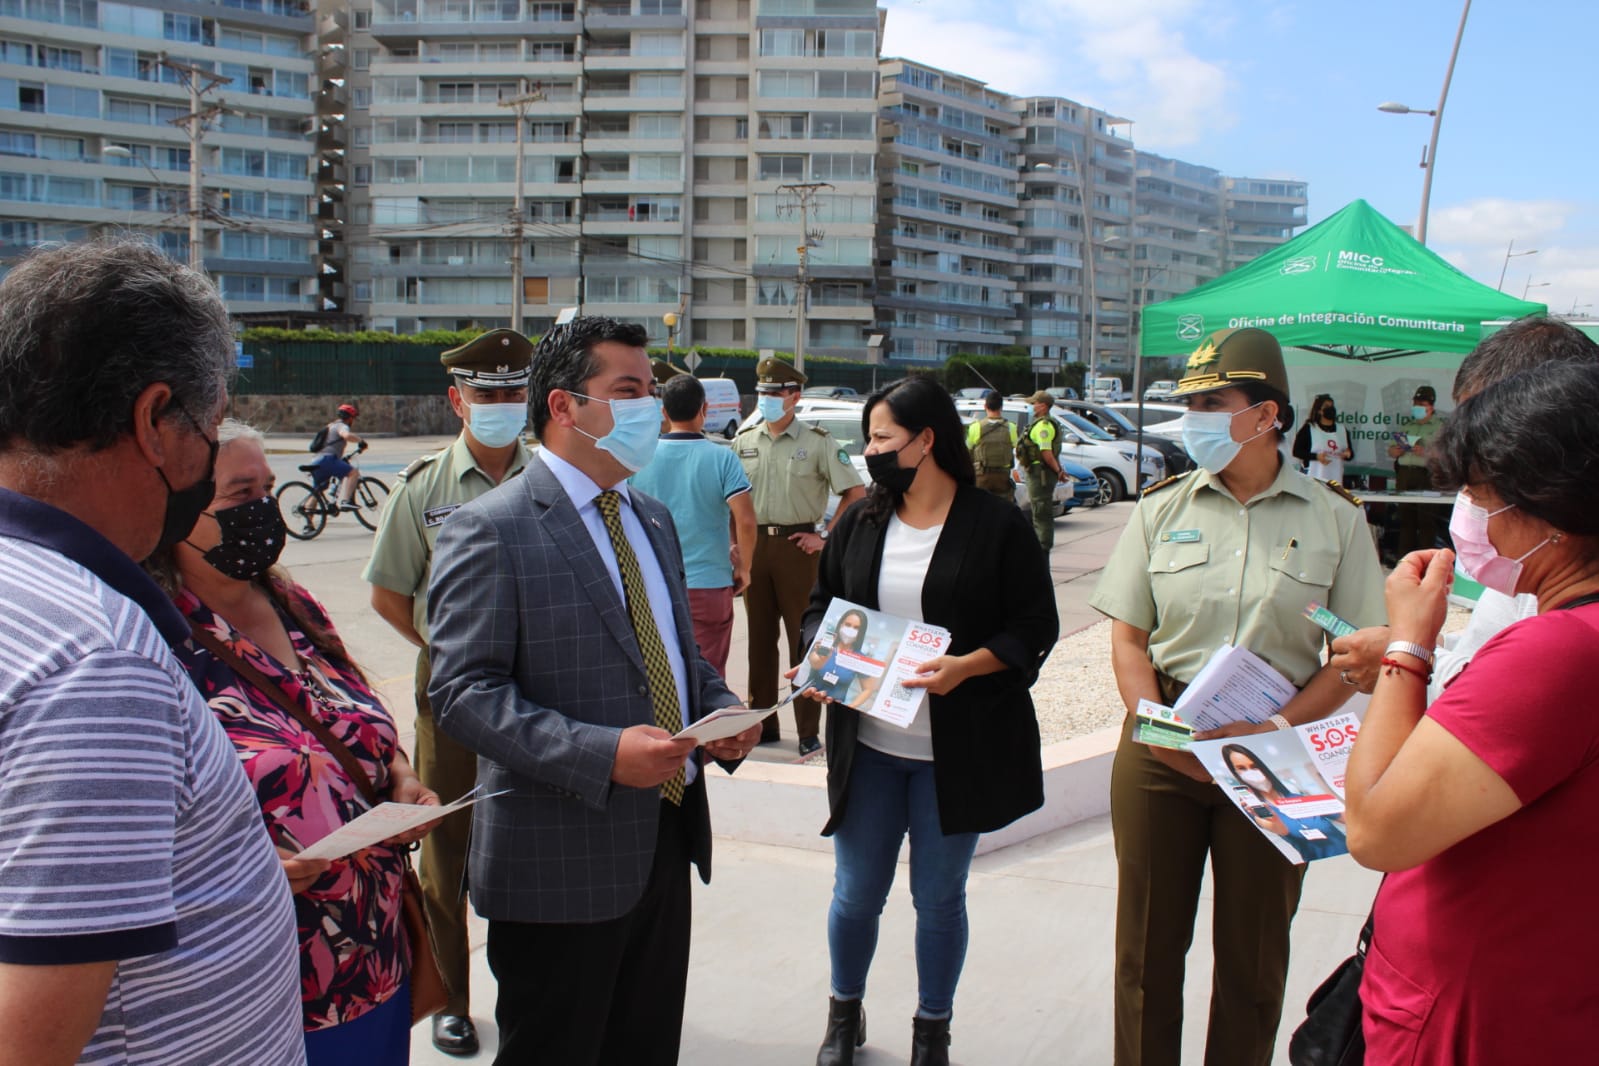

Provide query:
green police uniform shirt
left=1027, top=417, right=1059, bottom=464
left=734, top=417, right=863, bottom=526
left=1395, top=414, right=1445, bottom=468
left=1089, top=463, right=1385, bottom=688
left=362, top=434, right=531, bottom=642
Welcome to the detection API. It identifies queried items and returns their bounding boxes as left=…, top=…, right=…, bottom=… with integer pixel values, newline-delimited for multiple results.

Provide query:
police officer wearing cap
left=363, top=327, right=533, bottom=1056
left=734, top=357, right=865, bottom=755
left=1387, top=384, right=1446, bottom=557
left=1088, top=327, right=1385, bottom=1066
left=1022, top=389, right=1064, bottom=549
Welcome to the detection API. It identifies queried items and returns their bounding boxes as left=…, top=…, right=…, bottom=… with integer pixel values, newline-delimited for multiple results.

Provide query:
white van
left=698, top=377, right=743, bottom=439
left=1088, top=376, right=1126, bottom=402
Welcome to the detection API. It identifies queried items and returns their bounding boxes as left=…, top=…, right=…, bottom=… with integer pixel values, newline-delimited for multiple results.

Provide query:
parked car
left=1107, top=401, right=1187, bottom=442
left=1046, top=386, right=1080, bottom=402
left=1057, top=399, right=1192, bottom=475
left=1143, top=380, right=1178, bottom=401
left=801, top=385, right=859, bottom=400
left=955, top=399, right=1162, bottom=505
left=952, top=387, right=996, bottom=401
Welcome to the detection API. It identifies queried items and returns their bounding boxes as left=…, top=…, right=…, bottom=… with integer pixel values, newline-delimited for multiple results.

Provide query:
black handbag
left=1288, top=909, right=1373, bottom=1066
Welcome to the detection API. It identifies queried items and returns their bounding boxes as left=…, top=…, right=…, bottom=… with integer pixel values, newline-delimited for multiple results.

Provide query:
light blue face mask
left=1411, top=405, right=1429, bottom=420
left=1181, top=401, right=1270, bottom=475
left=570, top=391, right=663, bottom=472
left=757, top=393, right=788, bottom=423
left=467, top=401, right=527, bottom=449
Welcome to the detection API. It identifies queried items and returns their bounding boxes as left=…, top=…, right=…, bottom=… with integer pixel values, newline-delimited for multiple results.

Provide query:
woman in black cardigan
left=798, top=378, right=1058, bottom=1066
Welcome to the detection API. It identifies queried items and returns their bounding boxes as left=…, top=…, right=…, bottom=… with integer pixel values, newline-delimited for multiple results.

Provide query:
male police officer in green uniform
left=1021, top=389, right=1064, bottom=549
left=734, top=358, right=865, bottom=755
left=966, top=389, right=1018, bottom=501
left=363, top=328, right=534, bottom=1056
left=1089, top=327, right=1385, bottom=1066
left=1387, top=383, right=1446, bottom=557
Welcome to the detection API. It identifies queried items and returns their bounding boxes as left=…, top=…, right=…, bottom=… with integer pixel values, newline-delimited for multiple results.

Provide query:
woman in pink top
left=1345, top=360, right=1599, bottom=1064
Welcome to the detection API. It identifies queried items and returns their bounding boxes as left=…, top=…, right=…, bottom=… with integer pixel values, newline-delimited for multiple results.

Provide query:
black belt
left=760, top=523, right=814, bottom=536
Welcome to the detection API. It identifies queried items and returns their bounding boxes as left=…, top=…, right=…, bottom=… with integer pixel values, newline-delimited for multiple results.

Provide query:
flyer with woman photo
left=1188, top=711, right=1362, bottom=864
left=795, top=598, right=952, bottom=728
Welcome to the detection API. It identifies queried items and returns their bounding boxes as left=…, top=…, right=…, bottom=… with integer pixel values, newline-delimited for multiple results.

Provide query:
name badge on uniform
left=1160, top=529, right=1203, bottom=543
left=823, top=671, right=840, bottom=685
left=739, top=448, right=759, bottom=458
left=794, top=448, right=808, bottom=460
left=424, top=504, right=461, bottom=528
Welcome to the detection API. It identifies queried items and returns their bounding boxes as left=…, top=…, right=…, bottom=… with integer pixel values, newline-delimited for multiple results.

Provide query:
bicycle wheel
left=277, top=481, right=328, bottom=540
left=353, top=476, right=390, bottom=531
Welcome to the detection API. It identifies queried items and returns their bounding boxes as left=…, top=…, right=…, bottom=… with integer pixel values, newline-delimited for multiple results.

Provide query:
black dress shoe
left=798, top=736, right=822, bottom=757
left=432, top=1014, right=480, bottom=1056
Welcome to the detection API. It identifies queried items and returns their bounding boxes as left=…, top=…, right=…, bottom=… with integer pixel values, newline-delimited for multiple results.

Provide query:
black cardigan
left=803, top=484, right=1059, bottom=836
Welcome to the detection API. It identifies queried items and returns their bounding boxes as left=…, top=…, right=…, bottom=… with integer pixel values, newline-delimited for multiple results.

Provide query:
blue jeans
left=828, top=743, right=980, bottom=1019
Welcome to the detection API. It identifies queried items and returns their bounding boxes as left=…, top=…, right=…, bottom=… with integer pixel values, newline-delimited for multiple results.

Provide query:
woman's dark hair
left=858, top=377, right=974, bottom=523
left=834, top=609, right=868, bottom=649
left=1221, top=743, right=1294, bottom=800
left=1429, top=360, right=1599, bottom=536
left=1236, top=382, right=1293, bottom=440
left=1304, top=393, right=1334, bottom=426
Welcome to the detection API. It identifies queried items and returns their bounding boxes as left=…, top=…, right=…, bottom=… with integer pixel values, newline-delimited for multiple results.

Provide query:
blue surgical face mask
left=757, top=393, right=787, bottom=423
left=1411, top=405, right=1429, bottom=420
left=467, top=401, right=526, bottom=449
left=1181, top=401, right=1270, bottom=475
left=570, top=391, right=662, bottom=472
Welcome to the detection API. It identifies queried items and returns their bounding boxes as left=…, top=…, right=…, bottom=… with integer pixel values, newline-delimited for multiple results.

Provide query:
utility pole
left=777, top=181, right=831, bottom=374
left=1072, top=149, right=1097, bottom=386
left=159, top=53, right=229, bottom=273
left=499, top=80, right=545, bottom=334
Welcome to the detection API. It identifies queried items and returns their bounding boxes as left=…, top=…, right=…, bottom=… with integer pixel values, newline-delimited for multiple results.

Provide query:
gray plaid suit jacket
left=426, top=453, right=741, bottom=924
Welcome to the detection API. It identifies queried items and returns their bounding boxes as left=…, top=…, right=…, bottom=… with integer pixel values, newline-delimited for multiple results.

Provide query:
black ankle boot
left=815, top=997, right=866, bottom=1066
left=910, top=1015, right=951, bottom=1066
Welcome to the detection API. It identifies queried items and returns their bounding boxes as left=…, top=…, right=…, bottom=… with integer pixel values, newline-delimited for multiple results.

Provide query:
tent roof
left=1139, top=199, right=1547, bottom=358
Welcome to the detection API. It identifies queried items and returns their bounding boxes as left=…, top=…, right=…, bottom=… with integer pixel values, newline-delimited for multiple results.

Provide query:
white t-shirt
left=856, top=514, right=943, bottom=761
left=1306, top=423, right=1350, bottom=483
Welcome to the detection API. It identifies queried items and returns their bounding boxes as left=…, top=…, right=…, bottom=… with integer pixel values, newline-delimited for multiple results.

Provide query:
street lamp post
left=1376, top=0, right=1472, bottom=245
left=1497, top=238, right=1538, bottom=291
left=662, top=311, right=678, bottom=366
left=499, top=80, right=546, bottom=335
left=1523, top=279, right=1551, bottom=301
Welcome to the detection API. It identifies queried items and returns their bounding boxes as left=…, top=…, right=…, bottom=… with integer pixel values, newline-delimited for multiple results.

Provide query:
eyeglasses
left=171, top=399, right=220, bottom=469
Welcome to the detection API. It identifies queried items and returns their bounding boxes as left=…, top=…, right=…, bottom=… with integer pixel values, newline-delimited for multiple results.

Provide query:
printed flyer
left=795, top=598, right=952, bottom=728
left=1188, top=711, right=1362, bottom=865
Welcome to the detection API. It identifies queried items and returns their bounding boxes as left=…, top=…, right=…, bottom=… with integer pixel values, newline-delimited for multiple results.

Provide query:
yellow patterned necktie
left=594, top=489, right=684, bottom=804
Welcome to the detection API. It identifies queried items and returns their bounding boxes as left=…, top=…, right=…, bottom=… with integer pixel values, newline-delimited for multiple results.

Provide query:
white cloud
left=1428, top=198, right=1573, bottom=248
left=878, top=0, right=1236, bottom=148
left=1428, top=198, right=1597, bottom=314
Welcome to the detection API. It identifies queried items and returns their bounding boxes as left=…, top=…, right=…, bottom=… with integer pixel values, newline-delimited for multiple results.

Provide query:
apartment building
left=340, top=0, right=878, bottom=355
left=0, top=0, right=319, bottom=311
left=1223, top=175, right=1308, bottom=270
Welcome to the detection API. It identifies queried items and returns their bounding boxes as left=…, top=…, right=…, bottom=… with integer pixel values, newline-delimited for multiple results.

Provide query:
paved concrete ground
left=265, top=435, right=1380, bottom=1065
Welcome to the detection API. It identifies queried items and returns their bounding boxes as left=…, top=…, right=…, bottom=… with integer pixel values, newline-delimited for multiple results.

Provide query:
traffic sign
left=683, top=350, right=702, bottom=372
left=1031, top=357, right=1060, bottom=371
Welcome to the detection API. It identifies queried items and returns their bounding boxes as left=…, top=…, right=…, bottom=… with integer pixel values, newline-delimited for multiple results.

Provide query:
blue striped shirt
left=0, top=488, right=304, bottom=1065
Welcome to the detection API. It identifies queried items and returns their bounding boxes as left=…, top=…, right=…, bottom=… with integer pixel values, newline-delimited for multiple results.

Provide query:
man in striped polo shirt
left=0, top=240, right=304, bottom=1064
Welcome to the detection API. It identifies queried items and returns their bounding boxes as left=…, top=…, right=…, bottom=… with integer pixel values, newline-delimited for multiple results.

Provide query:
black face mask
left=154, top=403, right=218, bottom=553
left=865, top=441, right=923, bottom=494
left=1318, top=406, right=1337, bottom=424
left=192, top=495, right=287, bottom=581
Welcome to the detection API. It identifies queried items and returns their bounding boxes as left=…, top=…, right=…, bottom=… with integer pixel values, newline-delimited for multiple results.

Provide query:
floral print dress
left=172, top=582, right=409, bottom=1031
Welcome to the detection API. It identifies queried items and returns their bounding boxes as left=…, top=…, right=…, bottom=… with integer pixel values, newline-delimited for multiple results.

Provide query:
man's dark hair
left=1452, top=315, right=1599, bottom=401
left=0, top=237, right=231, bottom=453
left=660, top=374, right=706, bottom=423
left=984, top=389, right=1003, bottom=413
left=1430, top=360, right=1599, bottom=536
left=528, top=316, right=649, bottom=437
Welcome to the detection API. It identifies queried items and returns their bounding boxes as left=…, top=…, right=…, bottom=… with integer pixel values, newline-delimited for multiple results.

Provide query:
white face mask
left=1236, top=768, right=1271, bottom=790
left=837, top=625, right=860, bottom=642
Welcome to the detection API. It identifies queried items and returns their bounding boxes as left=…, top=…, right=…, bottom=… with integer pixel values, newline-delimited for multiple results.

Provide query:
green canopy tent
left=1139, top=199, right=1548, bottom=360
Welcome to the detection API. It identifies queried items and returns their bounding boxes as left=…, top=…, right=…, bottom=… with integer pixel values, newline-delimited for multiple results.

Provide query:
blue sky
left=879, top=0, right=1598, bottom=316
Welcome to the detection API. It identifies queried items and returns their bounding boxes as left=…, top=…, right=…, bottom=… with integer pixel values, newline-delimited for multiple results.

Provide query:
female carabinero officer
left=1088, top=328, right=1386, bottom=1066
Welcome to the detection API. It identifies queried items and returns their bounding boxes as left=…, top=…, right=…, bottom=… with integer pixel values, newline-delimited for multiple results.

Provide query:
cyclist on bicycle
left=310, top=402, right=368, bottom=512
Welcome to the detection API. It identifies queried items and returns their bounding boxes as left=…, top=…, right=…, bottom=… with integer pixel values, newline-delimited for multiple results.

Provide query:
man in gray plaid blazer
left=427, top=317, right=763, bottom=1066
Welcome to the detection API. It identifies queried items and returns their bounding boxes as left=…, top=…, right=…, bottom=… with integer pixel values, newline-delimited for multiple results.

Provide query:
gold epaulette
left=1140, top=471, right=1191, bottom=497
left=1322, top=479, right=1363, bottom=507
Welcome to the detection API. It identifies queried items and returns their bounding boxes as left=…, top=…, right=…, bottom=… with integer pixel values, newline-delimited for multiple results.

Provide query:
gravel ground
left=1031, top=604, right=1474, bottom=746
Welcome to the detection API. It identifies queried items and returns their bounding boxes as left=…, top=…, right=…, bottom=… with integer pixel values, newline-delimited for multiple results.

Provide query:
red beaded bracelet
left=1380, top=655, right=1432, bottom=684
